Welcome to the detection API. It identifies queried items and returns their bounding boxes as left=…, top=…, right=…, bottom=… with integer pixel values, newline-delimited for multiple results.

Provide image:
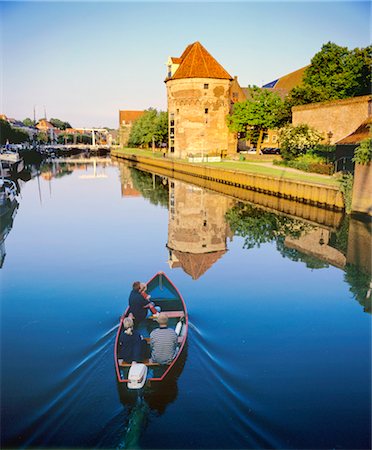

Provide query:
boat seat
left=148, top=311, right=185, bottom=319
left=118, top=359, right=166, bottom=368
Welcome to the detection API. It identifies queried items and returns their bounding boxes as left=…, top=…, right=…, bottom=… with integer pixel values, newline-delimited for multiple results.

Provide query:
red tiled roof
left=172, top=249, right=226, bottom=280
left=169, top=42, right=232, bottom=81
left=170, top=57, right=182, bottom=64
left=337, top=116, right=372, bottom=145
left=119, top=110, right=145, bottom=125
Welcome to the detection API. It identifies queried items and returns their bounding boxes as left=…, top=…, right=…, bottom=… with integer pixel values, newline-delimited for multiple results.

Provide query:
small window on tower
left=205, top=108, right=209, bottom=114
left=204, top=84, right=209, bottom=89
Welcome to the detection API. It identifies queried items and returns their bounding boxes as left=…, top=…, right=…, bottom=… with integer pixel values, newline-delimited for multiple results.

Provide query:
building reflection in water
left=166, top=180, right=234, bottom=279
left=121, top=162, right=371, bottom=313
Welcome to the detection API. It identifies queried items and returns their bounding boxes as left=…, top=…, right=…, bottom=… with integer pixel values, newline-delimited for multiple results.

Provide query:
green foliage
left=129, top=168, right=169, bottom=207
left=338, top=173, right=354, bottom=214
left=353, top=137, right=372, bottom=165
left=128, top=109, right=168, bottom=148
left=287, top=42, right=372, bottom=106
left=225, top=202, right=313, bottom=249
left=0, top=119, right=30, bottom=144
left=22, top=118, right=35, bottom=127
left=329, top=215, right=349, bottom=255
left=227, top=86, right=290, bottom=144
left=49, top=118, right=72, bottom=130
left=274, top=153, right=334, bottom=175
left=344, top=264, right=371, bottom=313
left=37, top=131, right=48, bottom=143
left=278, top=124, right=324, bottom=160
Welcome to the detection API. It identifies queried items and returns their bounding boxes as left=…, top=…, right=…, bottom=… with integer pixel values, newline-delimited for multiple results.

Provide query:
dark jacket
left=118, top=329, right=143, bottom=362
left=128, top=289, right=149, bottom=323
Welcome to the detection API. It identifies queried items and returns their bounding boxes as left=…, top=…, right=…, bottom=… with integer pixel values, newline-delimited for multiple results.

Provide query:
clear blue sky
left=1, top=1, right=370, bottom=128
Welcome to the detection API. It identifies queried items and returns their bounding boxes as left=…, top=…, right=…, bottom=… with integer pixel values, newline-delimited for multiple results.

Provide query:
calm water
left=1, top=157, right=371, bottom=449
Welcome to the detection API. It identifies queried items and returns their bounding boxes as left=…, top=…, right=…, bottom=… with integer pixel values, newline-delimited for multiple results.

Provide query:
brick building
left=119, top=110, right=145, bottom=147
left=165, top=42, right=245, bottom=158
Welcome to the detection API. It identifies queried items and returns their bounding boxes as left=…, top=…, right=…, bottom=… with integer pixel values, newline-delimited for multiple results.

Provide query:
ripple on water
left=13, top=321, right=119, bottom=448
left=189, top=318, right=284, bottom=449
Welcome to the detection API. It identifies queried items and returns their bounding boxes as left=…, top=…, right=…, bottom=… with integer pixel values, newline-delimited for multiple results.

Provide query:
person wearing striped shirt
left=150, top=313, right=178, bottom=364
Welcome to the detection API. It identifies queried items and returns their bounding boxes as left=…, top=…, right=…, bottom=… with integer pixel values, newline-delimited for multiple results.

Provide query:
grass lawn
left=112, top=147, right=339, bottom=187
left=205, top=161, right=339, bottom=186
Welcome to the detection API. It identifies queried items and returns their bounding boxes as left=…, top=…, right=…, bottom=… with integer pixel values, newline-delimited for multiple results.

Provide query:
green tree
left=22, top=118, right=35, bottom=127
left=278, top=124, right=323, bottom=160
left=0, top=119, right=29, bottom=144
left=287, top=42, right=372, bottom=106
left=227, top=86, right=290, bottom=154
left=154, top=111, right=169, bottom=145
left=49, top=118, right=72, bottom=130
left=128, top=109, right=168, bottom=148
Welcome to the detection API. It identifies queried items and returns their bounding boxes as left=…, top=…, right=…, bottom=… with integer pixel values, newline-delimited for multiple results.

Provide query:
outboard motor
left=128, top=364, right=148, bottom=390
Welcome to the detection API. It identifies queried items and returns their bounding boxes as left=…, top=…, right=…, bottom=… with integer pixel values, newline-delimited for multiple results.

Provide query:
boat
left=0, top=152, right=25, bottom=177
left=115, top=271, right=188, bottom=388
left=0, top=178, right=19, bottom=267
left=0, top=178, right=18, bottom=218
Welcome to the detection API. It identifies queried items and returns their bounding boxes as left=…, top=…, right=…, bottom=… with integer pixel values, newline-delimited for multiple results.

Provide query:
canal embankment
left=111, top=149, right=345, bottom=211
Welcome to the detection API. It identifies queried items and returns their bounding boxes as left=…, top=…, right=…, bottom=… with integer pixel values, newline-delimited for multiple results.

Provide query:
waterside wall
left=111, top=151, right=344, bottom=211
left=111, top=151, right=345, bottom=213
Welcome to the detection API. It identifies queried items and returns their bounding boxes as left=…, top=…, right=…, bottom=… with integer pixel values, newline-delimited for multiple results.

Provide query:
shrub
left=274, top=153, right=334, bottom=175
left=338, top=172, right=354, bottom=214
left=278, top=124, right=324, bottom=160
left=353, top=138, right=372, bottom=165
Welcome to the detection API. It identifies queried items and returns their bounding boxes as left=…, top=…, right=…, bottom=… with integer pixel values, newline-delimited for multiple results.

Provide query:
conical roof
left=169, top=42, right=232, bottom=81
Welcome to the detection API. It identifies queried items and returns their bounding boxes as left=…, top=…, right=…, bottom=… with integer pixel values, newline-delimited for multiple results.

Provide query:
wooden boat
left=114, top=271, right=188, bottom=387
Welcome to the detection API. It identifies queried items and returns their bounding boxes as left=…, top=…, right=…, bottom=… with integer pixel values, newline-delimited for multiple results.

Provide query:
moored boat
left=115, top=272, right=188, bottom=388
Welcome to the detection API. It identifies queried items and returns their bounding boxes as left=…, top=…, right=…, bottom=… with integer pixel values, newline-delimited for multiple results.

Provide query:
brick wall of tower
left=167, top=78, right=237, bottom=158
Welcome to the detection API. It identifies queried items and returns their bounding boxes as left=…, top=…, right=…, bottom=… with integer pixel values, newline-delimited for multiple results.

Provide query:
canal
left=1, top=157, right=371, bottom=449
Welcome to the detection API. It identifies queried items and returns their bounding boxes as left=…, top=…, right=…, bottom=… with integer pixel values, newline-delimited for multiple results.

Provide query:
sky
left=1, top=1, right=370, bottom=128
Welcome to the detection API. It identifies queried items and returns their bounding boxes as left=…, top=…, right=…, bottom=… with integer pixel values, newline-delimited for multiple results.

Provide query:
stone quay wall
left=111, top=151, right=344, bottom=211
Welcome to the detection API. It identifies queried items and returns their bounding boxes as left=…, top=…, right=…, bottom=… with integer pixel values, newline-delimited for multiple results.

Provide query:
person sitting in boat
left=128, top=281, right=159, bottom=325
left=149, top=313, right=178, bottom=365
left=118, top=317, right=146, bottom=364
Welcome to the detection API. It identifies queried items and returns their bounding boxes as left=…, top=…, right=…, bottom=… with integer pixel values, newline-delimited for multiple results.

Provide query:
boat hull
left=114, top=272, right=188, bottom=384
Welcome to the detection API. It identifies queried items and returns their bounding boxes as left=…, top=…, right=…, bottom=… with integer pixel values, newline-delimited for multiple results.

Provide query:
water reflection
left=117, top=347, right=187, bottom=448
left=0, top=190, right=18, bottom=267
left=120, top=161, right=371, bottom=314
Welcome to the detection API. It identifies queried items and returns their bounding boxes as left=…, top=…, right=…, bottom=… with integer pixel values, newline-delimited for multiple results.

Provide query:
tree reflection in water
left=225, top=202, right=371, bottom=313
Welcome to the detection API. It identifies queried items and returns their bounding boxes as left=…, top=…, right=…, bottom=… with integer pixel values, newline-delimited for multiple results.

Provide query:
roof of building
left=119, top=110, right=145, bottom=125
left=336, top=116, right=372, bottom=145
left=168, top=41, right=232, bottom=81
left=170, top=57, right=182, bottom=64
left=171, top=249, right=226, bottom=280
left=262, top=65, right=309, bottom=96
left=36, top=119, right=55, bottom=129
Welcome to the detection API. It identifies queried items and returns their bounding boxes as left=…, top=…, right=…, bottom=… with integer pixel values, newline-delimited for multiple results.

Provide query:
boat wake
left=189, top=320, right=283, bottom=449
left=12, top=322, right=119, bottom=448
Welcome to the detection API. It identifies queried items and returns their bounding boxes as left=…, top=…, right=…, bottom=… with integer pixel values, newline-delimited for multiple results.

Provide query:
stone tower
left=165, top=42, right=244, bottom=159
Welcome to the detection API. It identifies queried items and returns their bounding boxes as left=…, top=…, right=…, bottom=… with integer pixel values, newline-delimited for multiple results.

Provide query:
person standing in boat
left=128, top=281, right=158, bottom=325
left=118, top=317, right=145, bottom=364
left=150, top=313, right=178, bottom=365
